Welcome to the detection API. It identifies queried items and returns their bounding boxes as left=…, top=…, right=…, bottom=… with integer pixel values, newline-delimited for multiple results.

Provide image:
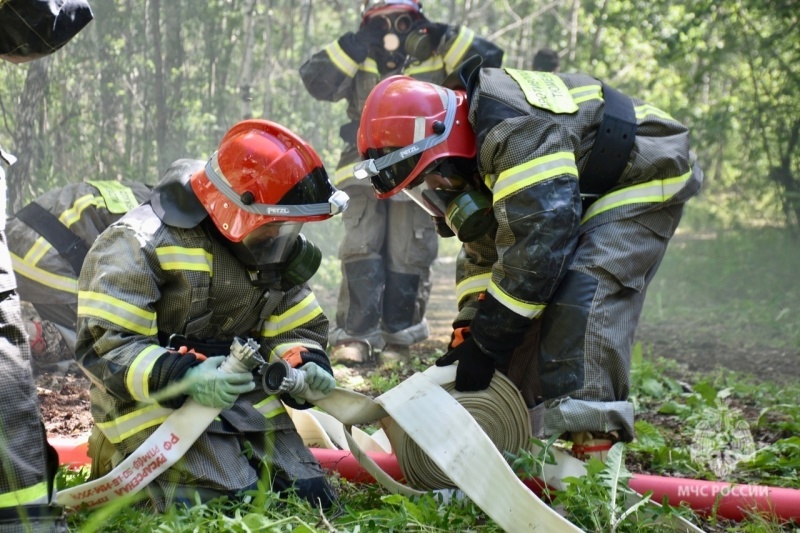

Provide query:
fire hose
left=55, top=350, right=704, bottom=532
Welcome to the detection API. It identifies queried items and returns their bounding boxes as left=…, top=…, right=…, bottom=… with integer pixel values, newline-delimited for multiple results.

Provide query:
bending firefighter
left=6, top=180, right=151, bottom=374
left=76, top=120, right=348, bottom=511
left=299, top=0, right=503, bottom=364
left=355, top=60, right=703, bottom=459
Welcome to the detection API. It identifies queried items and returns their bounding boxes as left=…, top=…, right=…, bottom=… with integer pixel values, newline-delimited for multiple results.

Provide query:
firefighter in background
left=0, top=0, right=93, bottom=530
left=355, top=60, right=703, bottom=459
left=6, top=180, right=151, bottom=374
left=532, top=47, right=560, bottom=73
left=76, top=120, right=348, bottom=511
left=299, top=0, right=503, bottom=364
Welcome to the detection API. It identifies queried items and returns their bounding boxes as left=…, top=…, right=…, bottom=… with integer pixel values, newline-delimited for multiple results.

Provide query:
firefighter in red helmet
left=356, top=62, right=703, bottom=460
left=76, top=120, right=347, bottom=511
left=299, top=0, right=503, bottom=365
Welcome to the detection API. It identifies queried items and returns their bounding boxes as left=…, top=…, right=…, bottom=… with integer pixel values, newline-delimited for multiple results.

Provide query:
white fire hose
left=57, top=346, right=701, bottom=532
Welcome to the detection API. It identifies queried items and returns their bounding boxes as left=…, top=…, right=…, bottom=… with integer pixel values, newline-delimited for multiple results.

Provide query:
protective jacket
left=7, top=180, right=150, bottom=337
left=300, top=23, right=504, bottom=187
left=76, top=162, right=333, bottom=510
left=453, top=69, right=703, bottom=439
left=456, top=68, right=702, bottom=350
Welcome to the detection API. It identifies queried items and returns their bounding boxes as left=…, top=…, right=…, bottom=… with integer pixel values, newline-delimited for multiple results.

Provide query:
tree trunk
left=148, top=0, right=168, bottom=174
left=240, top=0, right=258, bottom=120
left=7, top=56, right=52, bottom=214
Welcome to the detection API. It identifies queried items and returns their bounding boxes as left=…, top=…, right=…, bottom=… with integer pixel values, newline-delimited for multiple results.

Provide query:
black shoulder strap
left=580, top=84, right=637, bottom=197
left=15, top=201, right=89, bottom=276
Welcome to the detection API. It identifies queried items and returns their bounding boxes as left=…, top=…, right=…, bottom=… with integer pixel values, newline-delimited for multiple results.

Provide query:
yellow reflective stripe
left=325, top=41, right=359, bottom=77
left=456, top=272, right=490, bottom=305
left=97, top=404, right=174, bottom=443
left=10, top=252, right=78, bottom=293
left=487, top=280, right=545, bottom=319
left=582, top=169, right=694, bottom=223
left=0, top=481, right=48, bottom=507
left=268, top=341, right=324, bottom=362
left=156, top=246, right=212, bottom=273
left=635, top=103, right=674, bottom=122
left=493, top=152, right=578, bottom=203
left=334, top=161, right=358, bottom=186
left=570, top=84, right=602, bottom=104
left=405, top=55, right=444, bottom=76
left=261, top=293, right=324, bottom=338
left=444, top=27, right=475, bottom=71
left=127, top=344, right=166, bottom=402
left=359, top=57, right=380, bottom=75
left=78, top=290, right=158, bottom=336
left=24, top=193, right=98, bottom=265
left=254, top=395, right=285, bottom=418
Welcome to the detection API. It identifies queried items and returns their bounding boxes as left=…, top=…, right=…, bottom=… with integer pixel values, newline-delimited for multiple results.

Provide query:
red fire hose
left=50, top=437, right=800, bottom=522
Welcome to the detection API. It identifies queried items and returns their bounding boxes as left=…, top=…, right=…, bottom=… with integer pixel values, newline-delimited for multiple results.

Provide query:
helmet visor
left=238, top=222, right=303, bottom=267
left=365, top=147, right=421, bottom=195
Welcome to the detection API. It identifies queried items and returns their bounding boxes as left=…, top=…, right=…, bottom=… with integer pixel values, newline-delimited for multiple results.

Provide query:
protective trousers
left=0, top=239, right=64, bottom=532
left=503, top=203, right=687, bottom=442
left=332, top=185, right=437, bottom=349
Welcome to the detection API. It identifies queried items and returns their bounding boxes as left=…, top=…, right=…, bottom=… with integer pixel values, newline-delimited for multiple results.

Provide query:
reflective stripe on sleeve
left=456, top=272, right=491, bottom=305
left=493, top=152, right=578, bottom=203
left=260, top=293, right=324, bottom=338
left=635, top=103, right=674, bottom=122
left=487, top=280, right=545, bottom=319
left=334, top=162, right=358, bottom=187
left=569, top=84, right=603, bottom=104
left=269, top=341, right=325, bottom=363
left=127, top=344, right=168, bottom=402
left=156, top=246, right=212, bottom=273
left=10, top=252, right=78, bottom=293
left=254, top=395, right=286, bottom=419
left=405, top=55, right=444, bottom=76
left=325, top=41, right=359, bottom=77
left=581, top=168, right=694, bottom=223
left=0, top=481, right=49, bottom=507
left=359, top=58, right=380, bottom=75
left=78, top=290, right=158, bottom=336
left=444, top=27, right=475, bottom=72
left=97, top=404, right=174, bottom=443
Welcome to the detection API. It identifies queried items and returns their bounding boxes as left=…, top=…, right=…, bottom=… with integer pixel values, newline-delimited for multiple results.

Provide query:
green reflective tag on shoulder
left=87, top=180, right=141, bottom=214
left=505, top=68, right=578, bottom=114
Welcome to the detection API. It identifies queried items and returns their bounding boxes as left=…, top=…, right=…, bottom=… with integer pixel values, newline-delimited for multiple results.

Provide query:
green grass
left=641, top=227, right=800, bottom=350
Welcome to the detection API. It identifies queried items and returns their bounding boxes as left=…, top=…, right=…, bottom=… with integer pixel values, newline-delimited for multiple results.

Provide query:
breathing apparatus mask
left=403, top=159, right=496, bottom=242
left=227, top=222, right=323, bottom=288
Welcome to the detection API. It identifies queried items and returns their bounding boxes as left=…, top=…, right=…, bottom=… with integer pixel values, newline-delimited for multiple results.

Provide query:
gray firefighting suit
left=300, top=24, right=503, bottom=351
left=6, top=180, right=150, bottom=372
left=75, top=163, right=336, bottom=511
left=0, top=148, right=63, bottom=530
left=455, top=68, right=703, bottom=440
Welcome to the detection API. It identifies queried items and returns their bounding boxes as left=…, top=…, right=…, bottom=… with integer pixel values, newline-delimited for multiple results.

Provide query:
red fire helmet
left=191, top=119, right=347, bottom=242
left=356, top=75, right=476, bottom=199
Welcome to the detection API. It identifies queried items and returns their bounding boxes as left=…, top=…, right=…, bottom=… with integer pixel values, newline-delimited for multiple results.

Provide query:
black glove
left=356, top=20, right=385, bottom=49
left=436, top=336, right=496, bottom=392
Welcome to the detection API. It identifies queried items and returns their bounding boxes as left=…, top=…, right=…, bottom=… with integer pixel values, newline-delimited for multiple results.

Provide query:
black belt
left=159, top=333, right=233, bottom=356
left=580, top=84, right=637, bottom=207
left=15, top=201, right=90, bottom=275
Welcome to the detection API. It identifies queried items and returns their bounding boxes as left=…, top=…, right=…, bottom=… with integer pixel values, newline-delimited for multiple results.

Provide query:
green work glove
left=302, top=362, right=336, bottom=395
left=290, top=362, right=336, bottom=405
left=183, top=355, right=256, bottom=409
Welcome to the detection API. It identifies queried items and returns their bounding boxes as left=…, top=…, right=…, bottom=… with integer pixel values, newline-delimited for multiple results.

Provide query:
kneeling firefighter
left=76, top=119, right=348, bottom=511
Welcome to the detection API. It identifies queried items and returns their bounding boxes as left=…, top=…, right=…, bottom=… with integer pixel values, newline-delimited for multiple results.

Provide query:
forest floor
left=36, top=255, right=799, bottom=440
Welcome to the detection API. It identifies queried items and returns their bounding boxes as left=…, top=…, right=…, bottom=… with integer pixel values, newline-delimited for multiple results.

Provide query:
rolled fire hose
left=271, top=362, right=701, bottom=533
